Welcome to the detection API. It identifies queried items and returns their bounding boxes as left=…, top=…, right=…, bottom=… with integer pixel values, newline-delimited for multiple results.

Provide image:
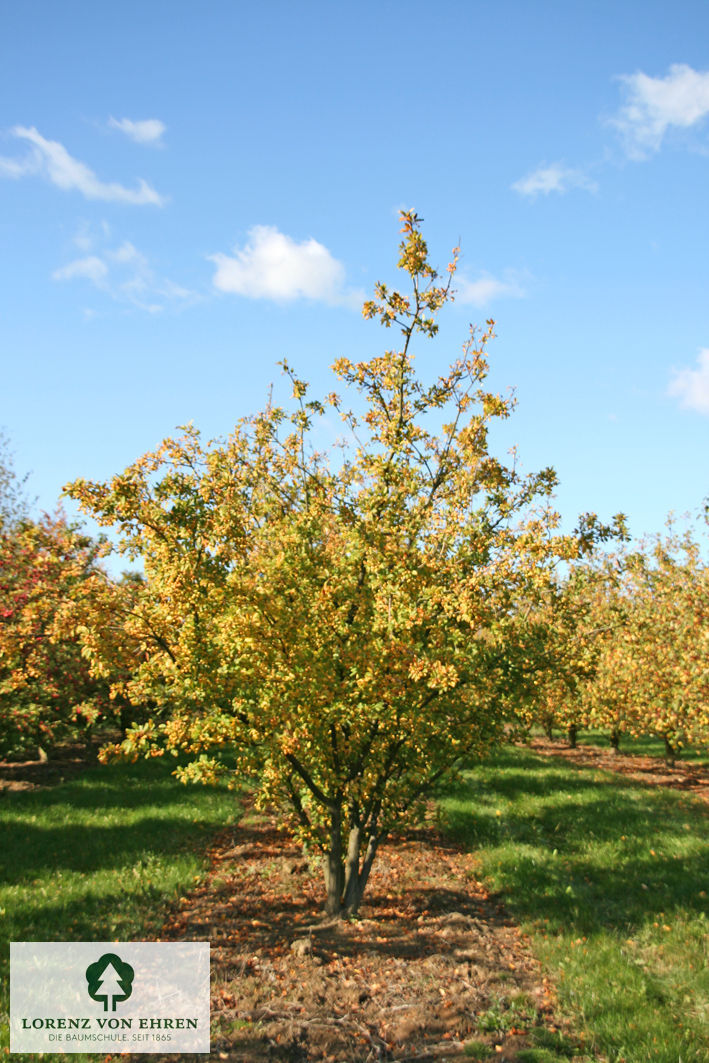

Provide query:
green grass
left=0, top=757, right=240, bottom=1061
left=463, top=1038, right=494, bottom=1059
left=441, top=746, right=709, bottom=1063
left=552, top=729, right=709, bottom=765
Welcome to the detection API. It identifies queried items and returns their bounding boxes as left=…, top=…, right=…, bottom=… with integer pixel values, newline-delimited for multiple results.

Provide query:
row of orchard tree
left=3, top=488, right=704, bottom=766
left=1, top=214, right=706, bottom=912
left=532, top=521, right=708, bottom=761
left=0, top=459, right=141, bottom=759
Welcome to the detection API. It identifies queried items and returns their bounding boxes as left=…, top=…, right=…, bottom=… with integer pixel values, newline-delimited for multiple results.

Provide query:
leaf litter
left=157, top=805, right=589, bottom=1062
left=528, top=736, right=709, bottom=803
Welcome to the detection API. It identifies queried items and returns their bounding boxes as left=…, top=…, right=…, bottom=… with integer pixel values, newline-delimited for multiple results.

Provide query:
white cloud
left=52, top=229, right=195, bottom=312
left=455, top=271, right=527, bottom=307
left=210, top=225, right=363, bottom=307
left=512, top=163, right=597, bottom=197
left=668, top=348, right=709, bottom=414
left=0, top=126, right=165, bottom=205
left=611, top=63, right=709, bottom=158
left=73, top=226, right=95, bottom=253
left=107, top=240, right=147, bottom=266
left=52, top=256, right=108, bottom=285
left=0, top=152, right=39, bottom=178
left=73, top=219, right=112, bottom=251
left=108, top=117, right=166, bottom=145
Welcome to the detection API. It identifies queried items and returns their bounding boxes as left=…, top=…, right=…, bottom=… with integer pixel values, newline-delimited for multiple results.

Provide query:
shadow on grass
left=441, top=747, right=709, bottom=936
left=1, top=756, right=210, bottom=811
left=3, top=880, right=176, bottom=944
left=1, top=814, right=230, bottom=882
left=1, top=759, right=240, bottom=875
left=0, top=757, right=240, bottom=959
left=574, top=730, right=709, bottom=764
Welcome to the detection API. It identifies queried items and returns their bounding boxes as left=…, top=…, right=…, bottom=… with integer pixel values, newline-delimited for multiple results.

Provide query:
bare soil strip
left=0, top=744, right=96, bottom=791
left=527, top=736, right=709, bottom=803
left=16, top=737, right=704, bottom=1059
left=160, top=811, right=570, bottom=1062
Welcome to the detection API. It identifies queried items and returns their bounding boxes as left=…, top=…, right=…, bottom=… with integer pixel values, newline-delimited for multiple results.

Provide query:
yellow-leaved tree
left=586, top=521, right=709, bottom=761
left=67, top=213, right=614, bottom=915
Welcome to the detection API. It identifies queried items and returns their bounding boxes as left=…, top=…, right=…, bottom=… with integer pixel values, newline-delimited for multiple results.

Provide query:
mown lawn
left=441, top=746, right=709, bottom=1063
left=3, top=744, right=708, bottom=1063
left=0, top=757, right=240, bottom=1061
left=571, top=730, right=709, bottom=765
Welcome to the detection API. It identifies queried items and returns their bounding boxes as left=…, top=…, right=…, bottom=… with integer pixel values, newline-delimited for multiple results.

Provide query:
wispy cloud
left=512, top=163, right=597, bottom=198
left=610, top=63, right=709, bottom=158
left=668, top=348, right=709, bottom=414
left=53, top=227, right=195, bottom=312
left=0, top=126, right=166, bottom=205
left=455, top=271, right=527, bottom=307
left=210, top=225, right=363, bottom=307
left=53, top=255, right=108, bottom=285
left=108, top=117, right=166, bottom=146
left=0, top=154, right=32, bottom=178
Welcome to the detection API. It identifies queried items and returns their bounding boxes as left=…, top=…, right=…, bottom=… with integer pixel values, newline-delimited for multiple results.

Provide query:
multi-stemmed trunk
left=663, top=733, right=678, bottom=766
left=323, top=809, right=382, bottom=917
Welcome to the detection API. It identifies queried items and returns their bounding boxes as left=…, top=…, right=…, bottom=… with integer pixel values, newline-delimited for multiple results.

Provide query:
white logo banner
left=11, top=941, right=210, bottom=1054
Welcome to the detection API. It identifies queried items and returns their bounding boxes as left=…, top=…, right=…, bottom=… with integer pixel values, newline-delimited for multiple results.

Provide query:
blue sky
left=1, top=0, right=708, bottom=556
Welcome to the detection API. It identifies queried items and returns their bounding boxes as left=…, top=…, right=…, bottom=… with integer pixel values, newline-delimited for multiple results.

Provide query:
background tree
left=586, top=522, right=709, bottom=761
left=0, top=512, right=121, bottom=759
left=68, top=213, right=614, bottom=915
left=572, top=554, right=638, bottom=752
left=0, top=429, right=33, bottom=531
left=526, top=553, right=628, bottom=747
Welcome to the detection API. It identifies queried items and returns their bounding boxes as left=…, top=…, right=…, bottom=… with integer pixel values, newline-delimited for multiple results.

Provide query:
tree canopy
left=0, top=512, right=116, bottom=758
left=0, top=429, right=32, bottom=531
left=67, top=213, right=618, bottom=914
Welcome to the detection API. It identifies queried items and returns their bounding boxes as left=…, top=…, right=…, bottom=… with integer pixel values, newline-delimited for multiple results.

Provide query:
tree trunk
left=342, top=825, right=361, bottom=912
left=323, top=815, right=381, bottom=917
left=567, top=724, right=578, bottom=749
left=663, top=734, right=677, bottom=767
left=342, top=831, right=380, bottom=915
left=610, top=728, right=620, bottom=754
left=323, top=807, right=344, bottom=917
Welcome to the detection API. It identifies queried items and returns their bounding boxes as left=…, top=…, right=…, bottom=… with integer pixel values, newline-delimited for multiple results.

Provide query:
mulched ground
left=8, top=736, right=706, bottom=1060
left=527, top=736, right=709, bottom=804
left=159, top=808, right=571, bottom=1063
left=0, top=743, right=98, bottom=792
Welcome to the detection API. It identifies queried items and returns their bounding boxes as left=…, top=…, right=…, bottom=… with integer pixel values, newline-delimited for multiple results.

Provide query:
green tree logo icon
left=85, top=953, right=135, bottom=1012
